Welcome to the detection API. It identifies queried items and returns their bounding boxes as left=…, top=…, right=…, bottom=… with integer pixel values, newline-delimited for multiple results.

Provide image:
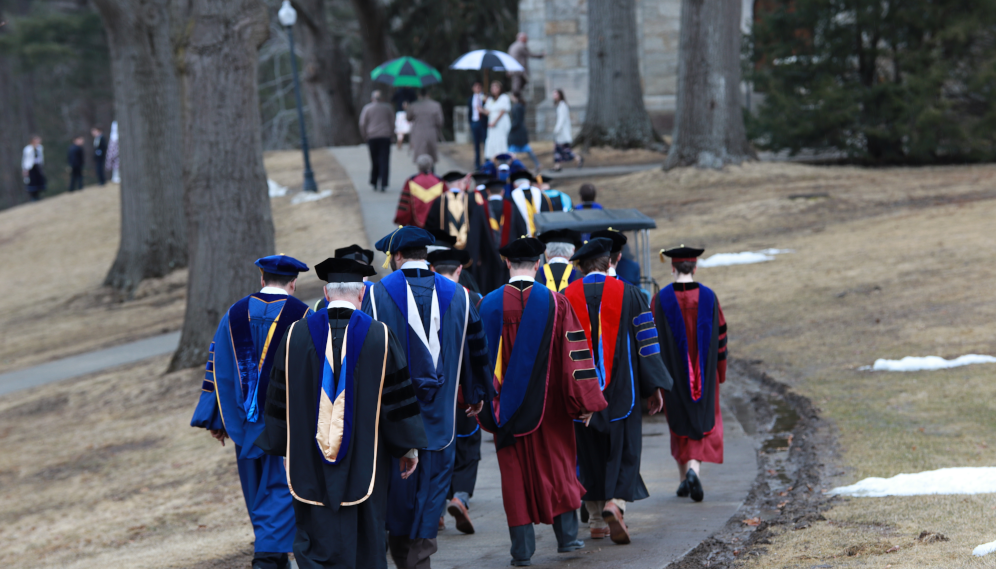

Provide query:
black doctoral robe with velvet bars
left=425, top=190, right=505, bottom=295
left=565, top=276, right=673, bottom=502
left=257, top=307, right=427, bottom=569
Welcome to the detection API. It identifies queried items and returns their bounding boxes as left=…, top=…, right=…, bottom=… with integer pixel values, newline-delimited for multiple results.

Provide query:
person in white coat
left=22, top=135, right=46, bottom=201
left=482, top=80, right=511, bottom=160
left=552, top=89, right=583, bottom=171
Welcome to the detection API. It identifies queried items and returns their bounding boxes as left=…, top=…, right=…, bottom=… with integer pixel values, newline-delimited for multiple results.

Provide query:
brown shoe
left=439, top=515, right=446, bottom=531
left=447, top=498, right=475, bottom=534
left=601, top=502, right=631, bottom=545
left=590, top=527, right=609, bottom=539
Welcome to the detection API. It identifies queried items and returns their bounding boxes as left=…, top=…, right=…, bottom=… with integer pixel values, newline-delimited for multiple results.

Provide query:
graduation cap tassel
left=382, top=227, right=401, bottom=269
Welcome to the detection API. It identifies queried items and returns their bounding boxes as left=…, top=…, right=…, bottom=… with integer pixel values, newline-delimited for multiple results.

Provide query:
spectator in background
left=67, top=136, right=85, bottom=192
left=469, top=81, right=487, bottom=169
left=359, top=90, right=395, bottom=193
left=575, top=183, right=603, bottom=211
left=407, top=88, right=444, bottom=165
left=508, top=91, right=541, bottom=171
left=508, top=32, right=544, bottom=94
left=107, top=121, right=120, bottom=184
left=482, top=80, right=511, bottom=160
left=91, top=125, right=108, bottom=185
left=552, top=89, right=583, bottom=171
left=22, top=135, right=46, bottom=202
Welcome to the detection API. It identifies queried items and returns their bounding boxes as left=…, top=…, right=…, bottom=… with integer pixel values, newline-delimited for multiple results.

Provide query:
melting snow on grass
left=267, top=179, right=288, bottom=197
left=859, top=355, right=996, bottom=372
left=830, top=467, right=996, bottom=498
left=698, top=249, right=792, bottom=268
left=974, top=541, right=996, bottom=557
left=291, top=189, right=333, bottom=204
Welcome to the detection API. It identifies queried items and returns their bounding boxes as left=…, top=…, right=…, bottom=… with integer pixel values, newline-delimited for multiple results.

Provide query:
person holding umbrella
left=370, top=56, right=443, bottom=162
left=481, top=81, right=511, bottom=160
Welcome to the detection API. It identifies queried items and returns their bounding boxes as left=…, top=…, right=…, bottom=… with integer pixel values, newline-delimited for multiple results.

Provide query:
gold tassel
left=381, top=226, right=403, bottom=269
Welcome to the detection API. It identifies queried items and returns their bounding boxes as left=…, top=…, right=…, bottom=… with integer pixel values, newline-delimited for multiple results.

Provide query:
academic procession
left=191, top=153, right=731, bottom=569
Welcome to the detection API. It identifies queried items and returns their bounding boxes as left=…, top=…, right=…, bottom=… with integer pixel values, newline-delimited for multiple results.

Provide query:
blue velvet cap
left=254, top=254, right=309, bottom=276
left=374, top=225, right=435, bottom=255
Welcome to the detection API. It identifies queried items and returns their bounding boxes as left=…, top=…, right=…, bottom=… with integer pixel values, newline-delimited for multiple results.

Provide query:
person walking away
left=190, top=255, right=312, bottom=569
left=564, top=238, right=672, bottom=544
left=534, top=229, right=582, bottom=292
left=484, top=178, right=505, bottom=246
left=22, top=135, right=45, bottom=202
left=591, top=229, right=640, bottom=286
left=469, top=81, right=488, bottom=169
left=255, top=257, right=427, bottom=569
left=507, top=32, right=544, bottom=95
left=651, top=246, right=728, bottom=503
left=359, top=90, right=395, bottom=192
left=574, top=183, right=603, bottom=211
left=67, top=136, right=85, bottom=192
left=477, top=237, right=608, bottom=567
left=481, top=81, right=511, bottom=160
left=107, top=121, right=120, bottom=184
left=407, top=89, right=444, bottom=165
left=91, top=126, right=108, bottom=185
left=394, top=154, right=443, bottom=228
left=552, top=89, right=583, bottom=171
left=537, top=176, right=573, bottom=212
left=363, top=226, right=492, bottom=569
left=312, top=245, right=377, bottom=311
left=507, top=92, right=541, bottom=171
left=426, top=247, right=483, bottom=535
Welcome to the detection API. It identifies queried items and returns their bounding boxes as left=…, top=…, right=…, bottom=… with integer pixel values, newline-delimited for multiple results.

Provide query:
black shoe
left=557, top=539, right=584, bottom=553
left=686, top=470, right=704, bottom=502
left=511, top=560, right=532, bottom=567
left=676, top=479, right=690, bottom=497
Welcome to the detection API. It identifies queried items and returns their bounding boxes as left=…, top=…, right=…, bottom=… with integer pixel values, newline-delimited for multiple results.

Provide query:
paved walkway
left=538, top=163, right=660, bottom=179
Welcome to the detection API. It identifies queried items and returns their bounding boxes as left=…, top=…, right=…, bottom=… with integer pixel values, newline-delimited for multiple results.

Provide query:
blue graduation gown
left=191, top=292, right=310, bottom=553
left=362, top=268, right=490, bottom=540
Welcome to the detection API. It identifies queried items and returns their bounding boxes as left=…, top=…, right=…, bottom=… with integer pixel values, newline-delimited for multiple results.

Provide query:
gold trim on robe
left=316, top=327, right=348, bottom=462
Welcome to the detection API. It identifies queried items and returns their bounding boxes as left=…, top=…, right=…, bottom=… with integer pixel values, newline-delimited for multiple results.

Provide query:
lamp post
left=278, top=0, right=317, bottom=193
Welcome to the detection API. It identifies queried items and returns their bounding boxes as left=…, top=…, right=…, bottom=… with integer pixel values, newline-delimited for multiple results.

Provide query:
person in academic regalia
left=426, top=227, right=482, bottom=295
left=394, top=155, right=444, bottom=228
left=313, top=245, right=376, bottom=312
left=536, top=175, right=573, bottom=212
left=190, top=255, right=313, bottom=569
left=424, top=170, right=505, bottom=295
left=427, top=248, right=483, bottom=535
left=482, top=178, right=507, bottom=246
left=255, top=258, right=428, bottom=569
left=498, top=170, right=543, bottom=247
left=564, top=238, right=672, bottom=545
left=651, top=246, right=728, bottom=503
left=362, top=226, right=492, bottom=569
left=534, top=229, right=582, bottom=293
left=590, top=229, right=641, bottom=286
left=477, top=237, right=609, bottom=567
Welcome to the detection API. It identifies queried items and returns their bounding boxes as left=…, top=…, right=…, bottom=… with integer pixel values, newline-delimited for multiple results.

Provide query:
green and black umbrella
left=370, top=57, right=442, bottom=88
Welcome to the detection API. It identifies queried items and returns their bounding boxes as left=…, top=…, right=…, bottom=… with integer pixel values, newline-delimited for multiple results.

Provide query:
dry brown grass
left=440, top=140, right=666, bottom=171
left=0, top=149, right=366, bottom=374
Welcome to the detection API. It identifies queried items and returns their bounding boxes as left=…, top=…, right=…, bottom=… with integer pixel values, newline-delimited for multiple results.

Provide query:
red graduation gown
left=493, top=283, right=608, bottom=527
left=655, top=284, right=728, bottom=464
left=393, top=172, right=443, bottom=228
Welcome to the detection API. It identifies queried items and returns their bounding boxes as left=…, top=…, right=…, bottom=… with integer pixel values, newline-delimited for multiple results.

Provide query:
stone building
left=515, top=0, right=753, bottom=141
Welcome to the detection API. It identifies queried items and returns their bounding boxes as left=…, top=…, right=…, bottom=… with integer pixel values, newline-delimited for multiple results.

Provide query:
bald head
left=517, top=32, right=528, bottom=43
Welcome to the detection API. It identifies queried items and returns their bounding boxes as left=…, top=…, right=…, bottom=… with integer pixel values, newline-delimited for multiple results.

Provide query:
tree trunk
left=577, top=0, right=658, bottom=149
left=0, top=12, right=25, bottom=210
left=169, top=0, right=274, bottom=371
left=294, top=0, right=362, bottom=146
left=351, top=0, right=391, bottom=110
left=663, top=0, right=754, bottom=169
left=91, top=0, right=188, bottom=294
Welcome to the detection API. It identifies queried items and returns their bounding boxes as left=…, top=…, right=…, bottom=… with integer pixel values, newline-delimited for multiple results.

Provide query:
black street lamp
left=278, top=0, right=318, bottom=193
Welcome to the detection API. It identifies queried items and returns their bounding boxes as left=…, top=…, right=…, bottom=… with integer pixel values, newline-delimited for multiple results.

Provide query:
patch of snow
left=698, top=249, right=793, bottom=268
left=974, top=540, right=996, bottom=557
left=291, top=189, right=333, bottom=204
left=830, top=467, right=996, bottom=498
left=859, top=354, right=996, bottom=372
left=268, top=179, right=288, bottom=197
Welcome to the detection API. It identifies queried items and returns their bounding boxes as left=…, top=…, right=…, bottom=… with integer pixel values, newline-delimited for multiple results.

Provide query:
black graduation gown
left=425, top=190, right=505, bottom=295
left=534, top=262, right=581, bottom=293
left=570, top=278, right=673, bottom=502
left=257, top=308, right=427, bottom=569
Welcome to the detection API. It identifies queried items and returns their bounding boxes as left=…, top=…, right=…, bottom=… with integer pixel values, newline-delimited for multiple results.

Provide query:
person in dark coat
left=91, top=126, right=108, bottom=185
left=67, top=136, right=85, bottom=192
left=507, top=92, right=541, bottom=170
left=22, top=135, right=46, bottom=201
left=469, top=81, right=488, bottom=169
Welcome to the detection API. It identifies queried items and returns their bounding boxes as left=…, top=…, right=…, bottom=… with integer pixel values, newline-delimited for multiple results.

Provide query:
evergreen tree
left=747, top=0, right=996, bottom=163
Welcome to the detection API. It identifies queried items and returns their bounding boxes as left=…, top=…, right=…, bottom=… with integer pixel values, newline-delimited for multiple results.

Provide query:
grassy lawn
left=578, top=162, right=996, bottom=567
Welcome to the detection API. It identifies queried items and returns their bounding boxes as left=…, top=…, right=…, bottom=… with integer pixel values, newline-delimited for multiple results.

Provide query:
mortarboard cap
left=499, top=237, right=545, bottom=263
left=255, top=254, right=309, bottom=276
left=495, top=153, right=513, bottom=164
left=660, top=245, right=706, bottom=263
left=570, top=237, right=613, bottom=262
left=471, top=172, right=491, bottom=184
left=314, top=257, right=376, bottom=283
left=335, top=244, right=374, bottom=265
left=590, top=228, right=628, bottom=254
left=483, top=178, right=506, bottom=192
left=538, top=228, right=582, bottom=248
left=441, top=170, right=468, bottom=183
left=428, top=248, right=471, bottom=267
left=426, top=227, right=457, bottom=249
left=508, top=170, right=536, bottom=185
